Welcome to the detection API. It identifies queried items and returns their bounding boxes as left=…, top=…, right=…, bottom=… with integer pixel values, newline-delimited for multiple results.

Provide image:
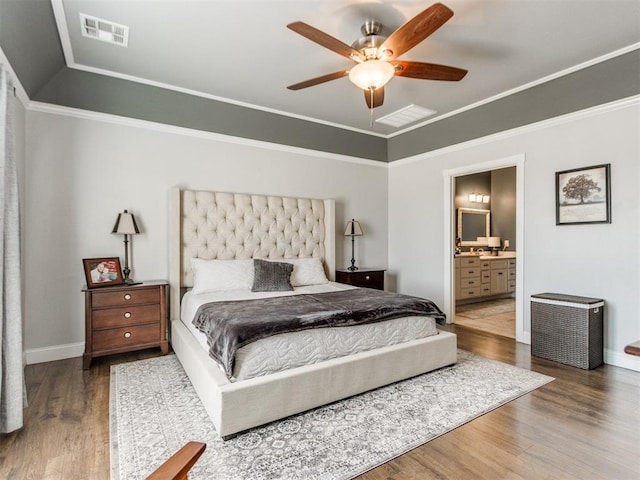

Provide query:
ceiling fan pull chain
left=369, top=88, right=374, bottom=127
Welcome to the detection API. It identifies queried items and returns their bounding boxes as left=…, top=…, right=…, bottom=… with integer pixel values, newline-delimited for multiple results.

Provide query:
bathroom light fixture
left=468, top=192, right=490, bottom=203
left=344, top=219, right=364, bottom=271
left=112, top=209, right=141, bottom=284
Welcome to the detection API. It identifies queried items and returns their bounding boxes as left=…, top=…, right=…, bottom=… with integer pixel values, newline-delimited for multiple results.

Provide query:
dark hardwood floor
left=1, top=325, right=638, bottom=479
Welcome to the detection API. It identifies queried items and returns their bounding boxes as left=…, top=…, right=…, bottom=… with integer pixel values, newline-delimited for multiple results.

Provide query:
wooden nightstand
left=83, top=281, right=169, bottom=369
left=335, top=269, right=385, bottom=290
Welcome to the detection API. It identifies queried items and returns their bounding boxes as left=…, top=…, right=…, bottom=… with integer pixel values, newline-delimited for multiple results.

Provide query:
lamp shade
left=348, top=60, right=395, bottom=91
left=112, top=210, right=140, bottom=235
left=344, top=219, right=363, bottom=236
left=487, top=236, right=501, bottom=248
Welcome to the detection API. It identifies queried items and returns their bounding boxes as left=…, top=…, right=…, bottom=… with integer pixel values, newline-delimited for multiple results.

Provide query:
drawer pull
left=124, top=332, right=132, bottom=339
left=365, top=275, right=370, bottom=280
left=124, top=294, right=132, bottom=301
left=124, top=312, right=131, bottom=319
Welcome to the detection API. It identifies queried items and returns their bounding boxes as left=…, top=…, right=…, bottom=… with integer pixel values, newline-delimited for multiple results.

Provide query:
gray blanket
left=192, top=288, right=446, bottom=379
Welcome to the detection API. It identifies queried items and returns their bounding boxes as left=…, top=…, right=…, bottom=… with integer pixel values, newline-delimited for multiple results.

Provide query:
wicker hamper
left=531, top=293, right=604, bottom=369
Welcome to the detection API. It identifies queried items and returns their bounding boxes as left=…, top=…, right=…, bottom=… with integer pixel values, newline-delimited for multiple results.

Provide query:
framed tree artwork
left=556, top=164, right=611, bottom=225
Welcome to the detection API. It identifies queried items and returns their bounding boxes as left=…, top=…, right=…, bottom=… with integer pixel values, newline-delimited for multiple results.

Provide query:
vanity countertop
left=456, top=251, right=516, bottom=259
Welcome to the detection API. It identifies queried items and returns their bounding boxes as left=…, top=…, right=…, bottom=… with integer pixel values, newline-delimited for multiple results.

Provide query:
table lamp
left=112, top=209, right=141, bottom=284
left=488, top=236, right=501, bottom=256
left=344, top=219, right=364, bottom=271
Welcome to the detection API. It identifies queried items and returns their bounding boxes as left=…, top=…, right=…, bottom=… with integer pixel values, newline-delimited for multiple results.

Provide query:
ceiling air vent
left=80, top=13, right=129, bottom=47
left=376, top=104, right=436, bottom=128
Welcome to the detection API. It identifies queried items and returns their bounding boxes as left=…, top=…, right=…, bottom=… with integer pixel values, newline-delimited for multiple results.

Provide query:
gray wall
left=491, top=167, right=517, bottom=251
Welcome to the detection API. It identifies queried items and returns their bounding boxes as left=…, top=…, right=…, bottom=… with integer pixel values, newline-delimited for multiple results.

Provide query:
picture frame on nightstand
left=82, top=257, right=124, bottom=288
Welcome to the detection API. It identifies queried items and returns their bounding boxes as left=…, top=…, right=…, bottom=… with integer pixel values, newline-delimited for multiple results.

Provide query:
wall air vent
left=376, top=104, right=436, bottom=128
left=80, top=13, right=129, bottom=47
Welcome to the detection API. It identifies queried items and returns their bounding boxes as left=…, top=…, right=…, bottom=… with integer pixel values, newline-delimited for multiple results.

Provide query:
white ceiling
left=52, top=0, right=640, bottom=136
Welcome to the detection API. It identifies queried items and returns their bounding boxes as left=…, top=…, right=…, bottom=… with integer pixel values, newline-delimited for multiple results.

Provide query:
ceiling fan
left=287, top=2, right=467, bottom=111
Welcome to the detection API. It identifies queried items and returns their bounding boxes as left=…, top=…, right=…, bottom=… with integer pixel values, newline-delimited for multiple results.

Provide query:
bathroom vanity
left=455, top=253, right=516, bottom=303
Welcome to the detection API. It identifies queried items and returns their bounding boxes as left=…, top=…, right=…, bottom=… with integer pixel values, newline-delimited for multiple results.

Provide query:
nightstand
left=83, top=281, right=169, bottom=369
left=335, top=269, right=385, bottom=290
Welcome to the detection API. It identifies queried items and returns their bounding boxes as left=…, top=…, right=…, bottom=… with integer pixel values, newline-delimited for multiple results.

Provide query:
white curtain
left=0, top=64, right=25, bottom=433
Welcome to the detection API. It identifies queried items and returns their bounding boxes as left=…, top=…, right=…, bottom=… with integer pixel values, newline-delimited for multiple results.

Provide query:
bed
left=168, top=187, right=457, bottom=439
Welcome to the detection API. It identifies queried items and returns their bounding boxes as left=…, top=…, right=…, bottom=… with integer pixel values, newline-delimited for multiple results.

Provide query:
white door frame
left=443, top=153, right=528, bottom=344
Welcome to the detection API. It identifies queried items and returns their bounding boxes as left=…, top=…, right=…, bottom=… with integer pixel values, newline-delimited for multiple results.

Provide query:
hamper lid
left=531, top=293, right=604, bottom=305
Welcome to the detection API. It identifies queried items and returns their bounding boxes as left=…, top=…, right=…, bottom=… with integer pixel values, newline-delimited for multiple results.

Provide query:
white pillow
left=190, top=258, right=254, bottom=294
left=278, top=257, right=329, bottom=287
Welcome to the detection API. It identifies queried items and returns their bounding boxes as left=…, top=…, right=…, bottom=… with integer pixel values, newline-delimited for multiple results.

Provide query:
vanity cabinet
left=457, top=257, right=492, bottom=299
left=508, top=259, right=516, bottom=293
left=490, top=259, right=509, bottom=295
left=455, top=255, right=516, bottom=303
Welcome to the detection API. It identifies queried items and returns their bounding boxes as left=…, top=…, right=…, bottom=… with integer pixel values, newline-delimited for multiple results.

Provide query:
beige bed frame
left=168, top=187, right=457, bottom=438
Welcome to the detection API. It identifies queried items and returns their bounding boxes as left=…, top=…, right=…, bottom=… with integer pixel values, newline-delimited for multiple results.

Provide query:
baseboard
left=23, top=341, right=639, bottom=371
left=604, top=348, right=640, bottom=372
left=26, top=342, right=84, bottom=365
left=517, top=331, right=531, bottom=345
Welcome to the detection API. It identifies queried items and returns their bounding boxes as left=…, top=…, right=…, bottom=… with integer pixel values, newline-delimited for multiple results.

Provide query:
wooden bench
left=146, top=442, right=206, bottom=480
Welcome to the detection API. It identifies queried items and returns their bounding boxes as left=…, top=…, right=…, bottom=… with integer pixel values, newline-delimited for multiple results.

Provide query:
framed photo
left=556, top=164, right=611, bottom=225
left=83, top=257, right=124, bottom=288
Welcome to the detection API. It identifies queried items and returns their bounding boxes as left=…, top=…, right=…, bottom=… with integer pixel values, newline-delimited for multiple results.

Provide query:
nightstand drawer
left=350, top=271, right=384, bottom=289
left=93, top=304, right=161, bottom=329
left=335, top=270, right=385, bottom=290
left=91, top=287, right=160, bottom=308
left=93, top=323, right=161, bottom=352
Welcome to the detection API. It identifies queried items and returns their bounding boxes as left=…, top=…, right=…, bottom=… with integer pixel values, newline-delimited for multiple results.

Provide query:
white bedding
left=181, top=282, right=439, bottom=381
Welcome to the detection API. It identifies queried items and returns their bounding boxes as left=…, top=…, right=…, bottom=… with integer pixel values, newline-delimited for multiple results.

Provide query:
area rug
left=110, top=351, right=553, bottom=480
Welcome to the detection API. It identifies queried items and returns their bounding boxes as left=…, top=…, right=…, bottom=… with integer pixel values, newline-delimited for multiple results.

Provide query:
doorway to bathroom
left=443, top=154, right=526, bottom=344
left=453, top=167, right=516, bottom=338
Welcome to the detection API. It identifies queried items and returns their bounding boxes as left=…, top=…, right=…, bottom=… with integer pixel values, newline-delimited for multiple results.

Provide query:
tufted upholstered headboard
left=168, top=187, right=336, bottom=321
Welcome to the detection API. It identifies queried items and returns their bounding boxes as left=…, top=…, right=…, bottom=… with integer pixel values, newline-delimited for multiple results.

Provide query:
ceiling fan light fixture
left=348, top=60, right=395, bottom=91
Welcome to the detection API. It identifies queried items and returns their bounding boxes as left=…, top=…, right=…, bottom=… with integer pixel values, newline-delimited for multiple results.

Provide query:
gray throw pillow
left=252, top=259, right=294, bottom=292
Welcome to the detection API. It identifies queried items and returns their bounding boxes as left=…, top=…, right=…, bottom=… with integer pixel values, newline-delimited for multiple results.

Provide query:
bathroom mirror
left=457, top=208, right=490, bottom=246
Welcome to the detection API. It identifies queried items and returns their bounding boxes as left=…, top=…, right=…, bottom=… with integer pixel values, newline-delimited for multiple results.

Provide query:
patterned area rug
left=110, top=351, right=553, bottom=480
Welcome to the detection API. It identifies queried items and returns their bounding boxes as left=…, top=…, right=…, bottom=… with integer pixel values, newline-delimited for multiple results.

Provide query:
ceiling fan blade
left=392, top=61, right=467, bottom=81
left=287, top=22, right=364, bottom=62
left=381, top=3, right=454, bottom=59
left=364, top=87, right=385, bottom=109
left=287, top=70, right=349, bottom=90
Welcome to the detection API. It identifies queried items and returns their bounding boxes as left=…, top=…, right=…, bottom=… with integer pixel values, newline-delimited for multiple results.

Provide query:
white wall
left=24, top=109, right=388, bottom=362
left=389, top=100, right=640, bottom=371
